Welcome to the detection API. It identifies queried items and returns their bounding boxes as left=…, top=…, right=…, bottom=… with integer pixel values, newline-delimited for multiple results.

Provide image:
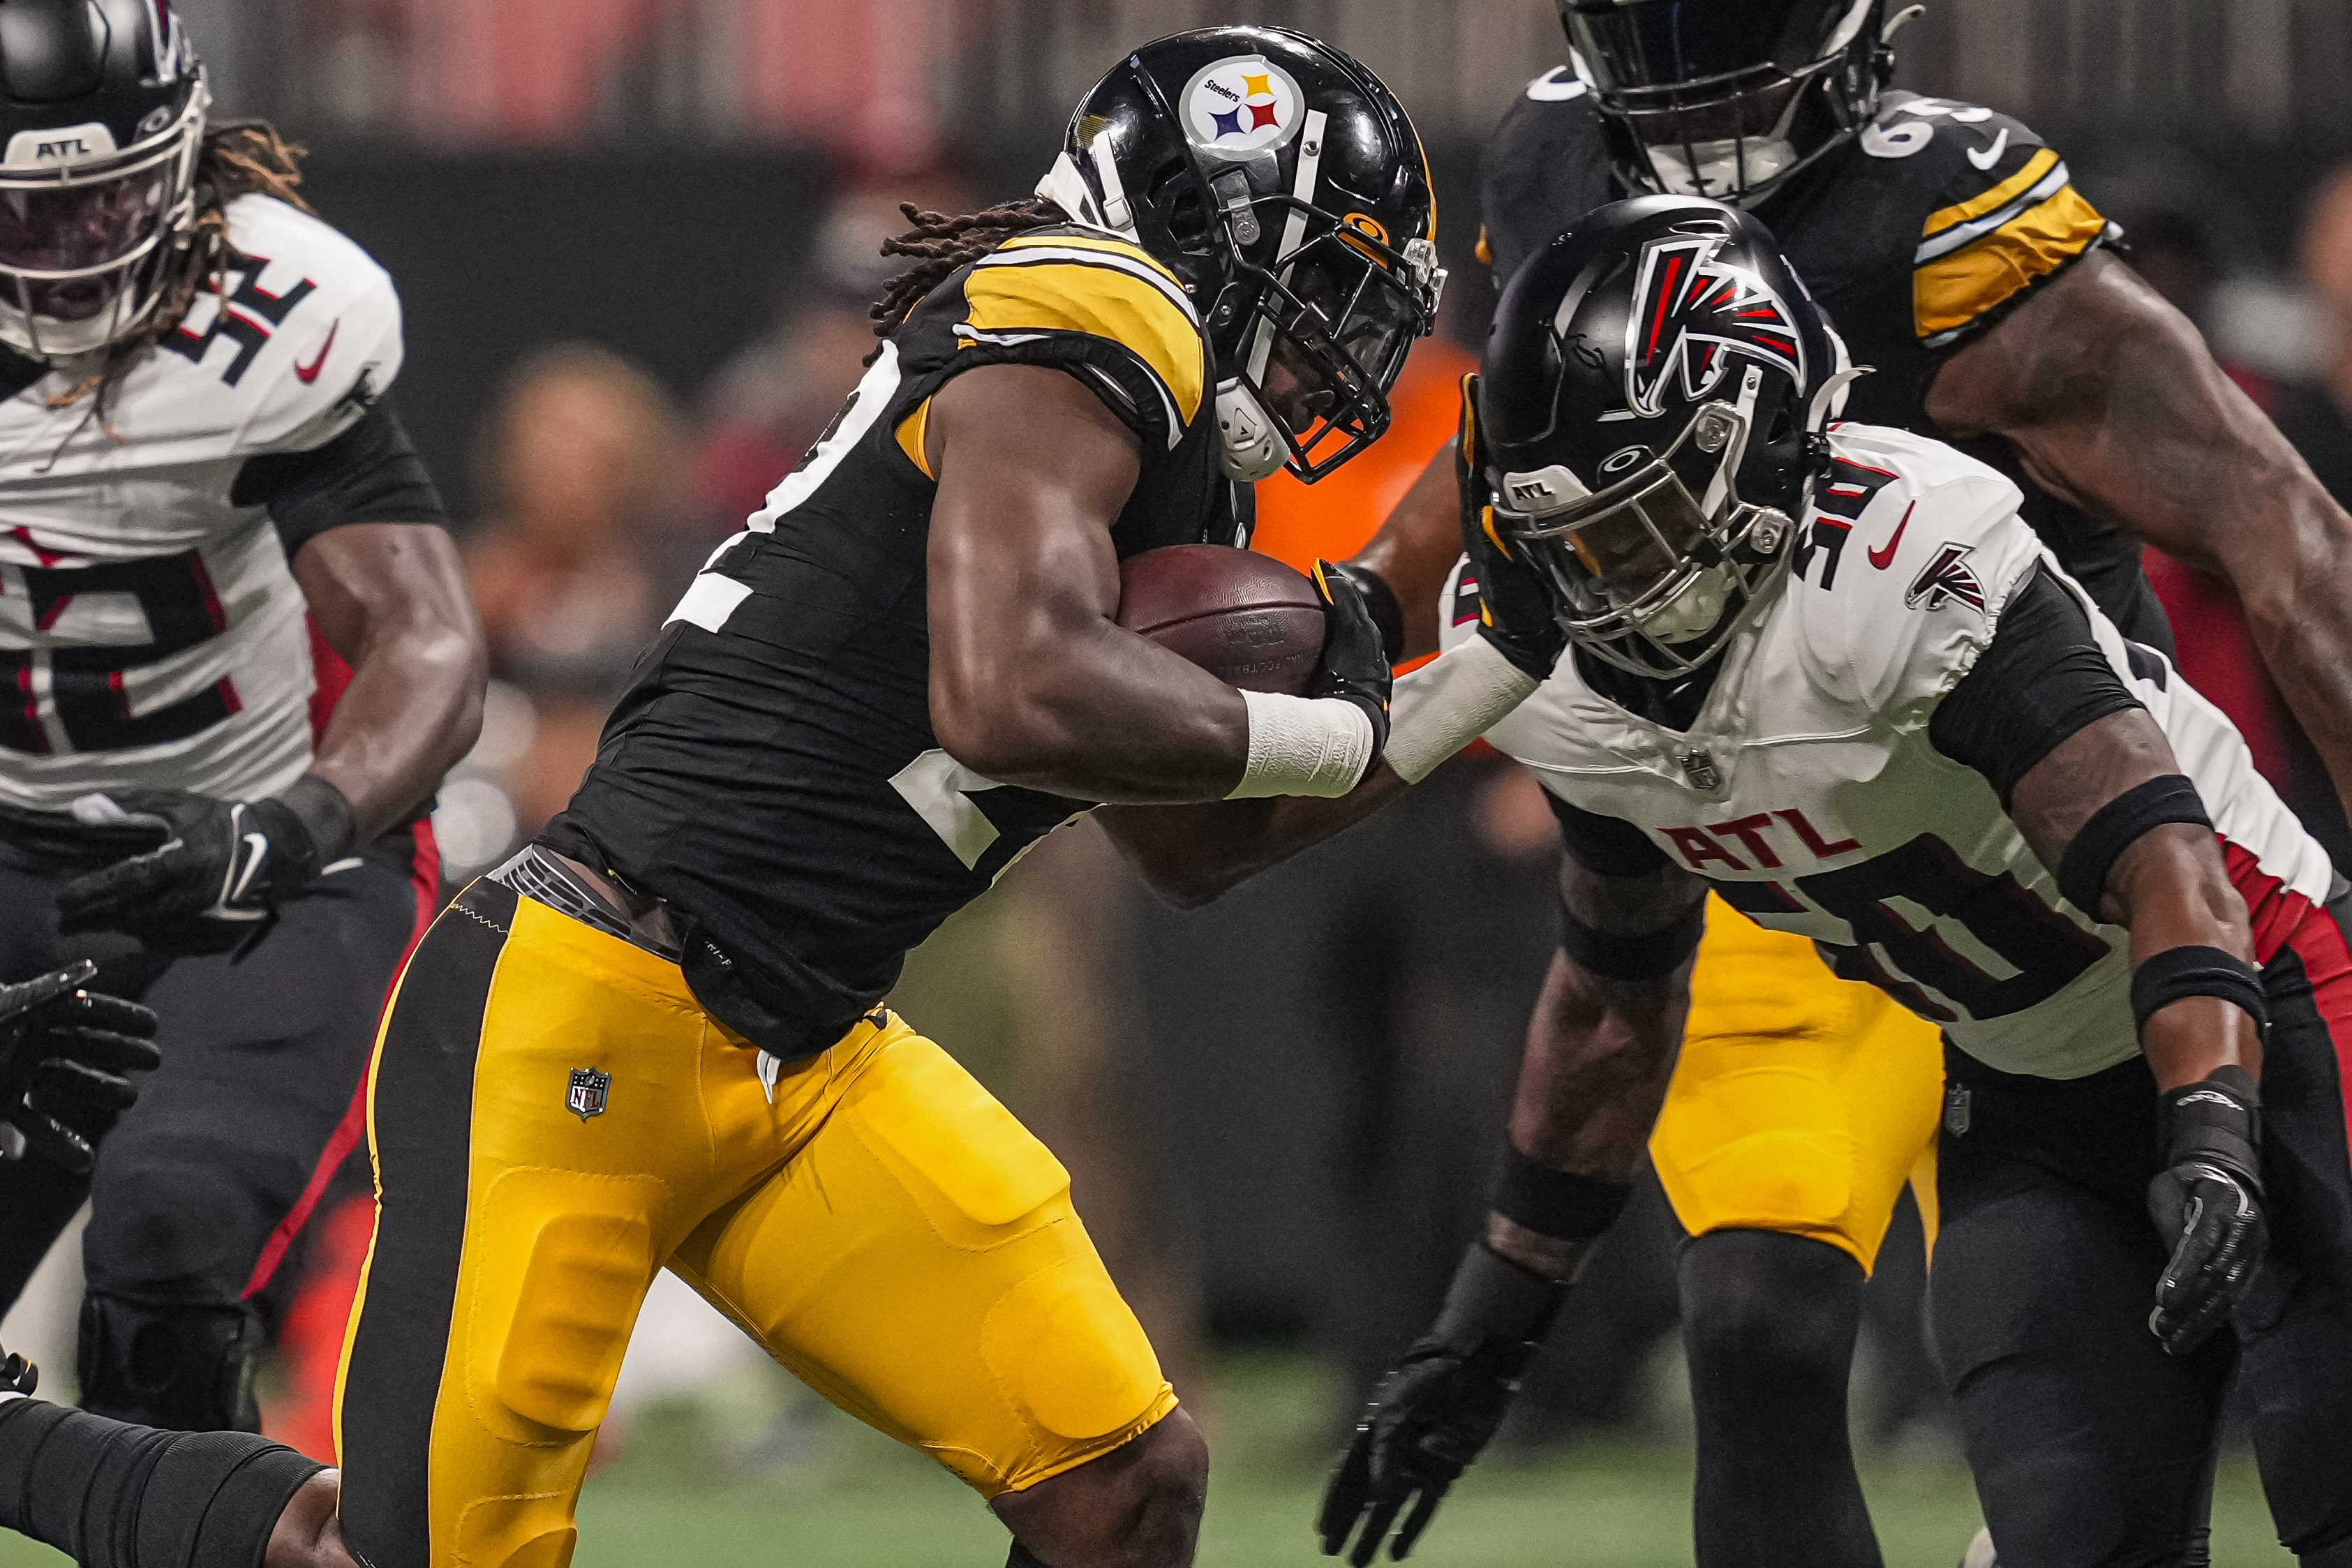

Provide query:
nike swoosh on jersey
left=1967, top=128, right=2010, bottom=172
left=294, top=321, right=340, bottom=385
left=1868, top=502, right=1916, bottom=569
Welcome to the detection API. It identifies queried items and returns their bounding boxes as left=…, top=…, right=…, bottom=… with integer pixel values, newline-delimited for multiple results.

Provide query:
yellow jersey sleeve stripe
left=895, top=396, right=935, bottom=481
left=1921, top=147, right=2062, bottom=242
left=1915, top=183, right=2108, bottom=344
left=998, top=230, right=1187, bottom=292
left=960, top=256, right=1206, bottom=426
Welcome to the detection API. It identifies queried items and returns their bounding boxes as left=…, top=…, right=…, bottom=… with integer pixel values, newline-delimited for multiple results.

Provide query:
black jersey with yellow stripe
left=542, top=223, right=1230, bottom=1056
left=1480, top=75, right=2164, bottom=650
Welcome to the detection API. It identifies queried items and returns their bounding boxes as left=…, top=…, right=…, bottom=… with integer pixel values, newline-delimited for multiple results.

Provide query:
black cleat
left=0, top=1351, right=36, bottom=1398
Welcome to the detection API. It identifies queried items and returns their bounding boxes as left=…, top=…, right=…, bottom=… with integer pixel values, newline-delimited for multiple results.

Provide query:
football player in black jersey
left=0, top=27, right=1450, bottom=1568
left=1115, top=6, right=2352, bottom=1568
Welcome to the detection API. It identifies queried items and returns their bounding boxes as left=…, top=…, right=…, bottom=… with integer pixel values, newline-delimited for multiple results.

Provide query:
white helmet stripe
left=1089, top=133, right=1139, bottom=242
left=1272, top=108, right=1327, bottom=265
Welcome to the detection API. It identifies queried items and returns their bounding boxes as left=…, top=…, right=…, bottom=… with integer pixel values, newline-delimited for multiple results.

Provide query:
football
left=1117, top=544, right=1327, bottom=696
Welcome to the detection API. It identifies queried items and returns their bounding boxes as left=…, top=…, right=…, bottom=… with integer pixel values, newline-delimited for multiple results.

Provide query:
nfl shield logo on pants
left=567, top=1067, right=611, bottom=1121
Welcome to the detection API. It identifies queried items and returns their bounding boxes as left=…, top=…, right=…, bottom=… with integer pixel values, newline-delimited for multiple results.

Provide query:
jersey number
left=890, top=748, right=1007, bottom=870
left=0, top=551, right=241, bottom=756
left=1750, top=833, right=2110, bottom=1022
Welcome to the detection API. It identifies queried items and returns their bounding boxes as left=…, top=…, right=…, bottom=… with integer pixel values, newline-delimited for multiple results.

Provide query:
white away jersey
left=0, top=194, right=403, bottom=809
left=1456, top=423, right=2331, bottom=1080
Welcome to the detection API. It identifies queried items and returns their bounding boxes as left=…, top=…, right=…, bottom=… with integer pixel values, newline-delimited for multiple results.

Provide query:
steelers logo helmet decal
left=1179, top=55, right=1304, bottom=160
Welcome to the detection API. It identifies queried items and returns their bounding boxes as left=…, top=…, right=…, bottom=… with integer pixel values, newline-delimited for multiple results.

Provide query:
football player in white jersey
left=1118, top=196, right=2352, bottom=1568
left=0, top=0, right=484, bottom=1435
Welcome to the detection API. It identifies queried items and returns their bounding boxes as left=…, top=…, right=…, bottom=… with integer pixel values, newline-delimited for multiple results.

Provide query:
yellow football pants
left=333, top=879, right=1176, bottom=1568
left=1651, top=895, right=1946, bottom=1270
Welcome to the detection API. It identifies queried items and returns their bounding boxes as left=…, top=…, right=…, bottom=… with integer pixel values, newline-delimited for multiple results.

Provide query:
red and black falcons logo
left=1625, top=228, right=1807, bottom=419
left=1905, top=542, right=1988, bottom=613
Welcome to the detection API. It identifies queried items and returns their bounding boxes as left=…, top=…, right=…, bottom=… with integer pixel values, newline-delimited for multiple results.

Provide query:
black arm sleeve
left=1547, top=788, right=1672, bottom=877
left=1928, top=562, right=2144, bottom=800
left=230, top=402, right=450, bottom=558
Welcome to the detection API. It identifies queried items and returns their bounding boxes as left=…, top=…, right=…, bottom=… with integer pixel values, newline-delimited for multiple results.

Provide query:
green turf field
left=0, top=1352, right=2291, bottom=1566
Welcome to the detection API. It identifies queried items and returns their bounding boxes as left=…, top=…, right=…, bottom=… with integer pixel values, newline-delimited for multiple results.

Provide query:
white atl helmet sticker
left=1179, top=55, right=1304, bottom=160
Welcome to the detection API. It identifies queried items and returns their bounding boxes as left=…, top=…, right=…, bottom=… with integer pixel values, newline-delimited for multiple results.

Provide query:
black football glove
left=2147, top=1064, right=2268, bottom=1357
left=0, top=960, right=161, bottom=1173
left=55, top=777, right=354, bottom=948
left=1454, top=374, right=1563, bottom=682
left=1318, top=1244, right=1567, bottom=1566
left=1310, top=559, right=1394, bottom=760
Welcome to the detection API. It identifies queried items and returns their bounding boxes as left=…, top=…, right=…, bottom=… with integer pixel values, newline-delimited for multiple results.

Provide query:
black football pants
left=1933, top=895, right=2352, bottom=1568
left=0, top=826, right=432, bottom=1426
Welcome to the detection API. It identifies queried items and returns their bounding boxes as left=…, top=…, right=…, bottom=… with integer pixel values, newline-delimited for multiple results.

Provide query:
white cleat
left=1960, top=1526, right=2000, bottom=1568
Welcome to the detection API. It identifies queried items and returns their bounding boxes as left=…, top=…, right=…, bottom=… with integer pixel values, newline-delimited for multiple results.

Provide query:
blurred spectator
left=2274, top=164, right=2352, bottom=507
left=436, top=341, right=687, bottom=877
left=695, top=181, right=970, bottom=527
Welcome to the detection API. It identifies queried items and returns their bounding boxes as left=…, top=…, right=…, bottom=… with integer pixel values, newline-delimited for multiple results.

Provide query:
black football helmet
left=0, top=0, right=207, bottom=360
left=1036, top=26, right=1444, bottom=484
left=1479, top=196, right=1854, bottom=681
left=1558, top=0, right=1896, bottom=204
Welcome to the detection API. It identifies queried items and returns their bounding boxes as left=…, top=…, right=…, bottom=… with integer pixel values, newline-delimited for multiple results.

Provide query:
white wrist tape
left=1227, top=690, right=1377, bottom=799
left=1382, top=636, right=1543, bottom=784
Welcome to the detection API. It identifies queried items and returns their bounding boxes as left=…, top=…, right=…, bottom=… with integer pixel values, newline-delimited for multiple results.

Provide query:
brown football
left=1116, top=544, right=1326, bottom=696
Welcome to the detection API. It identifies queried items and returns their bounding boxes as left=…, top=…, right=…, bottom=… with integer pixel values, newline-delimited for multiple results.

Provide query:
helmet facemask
left=1561, top=0, right=1886, bottom=205
left=1495, top=371, right=1796, bottom=681
left=0, top=73, right=209, bottom=361
left=1212, top=195, right=1443, bottom=482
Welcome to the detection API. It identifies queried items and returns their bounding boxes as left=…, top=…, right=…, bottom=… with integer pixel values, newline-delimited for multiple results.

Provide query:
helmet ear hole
left=1151, top=165, right=1211, bottom=247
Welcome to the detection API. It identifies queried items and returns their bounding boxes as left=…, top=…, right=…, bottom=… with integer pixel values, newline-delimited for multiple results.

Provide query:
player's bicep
left=924, top=364, right=1140, bottom=712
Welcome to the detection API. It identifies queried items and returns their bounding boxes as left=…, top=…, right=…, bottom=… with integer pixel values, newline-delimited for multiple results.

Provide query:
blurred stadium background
left=8, top=1, right=2352, bottom=1562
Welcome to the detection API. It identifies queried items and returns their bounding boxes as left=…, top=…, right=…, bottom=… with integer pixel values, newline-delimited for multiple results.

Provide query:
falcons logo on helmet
left=1623, top=228, right=1807, bottom=419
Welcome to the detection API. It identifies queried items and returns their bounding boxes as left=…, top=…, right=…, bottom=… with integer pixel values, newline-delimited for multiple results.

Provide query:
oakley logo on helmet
left=1180, top=56, right=1304, bottom=158
left=1624, top=228, right=1807, bottom=419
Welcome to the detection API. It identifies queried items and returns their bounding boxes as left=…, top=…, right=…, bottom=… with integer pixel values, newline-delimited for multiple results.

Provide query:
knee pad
left=1680, top=1230, right=1861, bottom=1387
left=77, top=1294, right=264, bottom=1432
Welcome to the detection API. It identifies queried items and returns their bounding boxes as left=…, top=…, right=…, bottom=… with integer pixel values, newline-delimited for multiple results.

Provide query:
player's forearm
left=294, top=523, right=487, bottom=840
left=2110, top=825, right=2265, bottom=1091
left=2218, top=483, right=2352, bottom=818
left=310, top=605, right=486, bottom=839
left=1350, top=440, right=1464, bottom=662
left=1096, top=763, right=1411, bottom=906
left=1940, top=253, right=2352, bottom=811
left=932, top=627, right=1256, bottom=803
left=1489, top=950, right=1688, bottom=1279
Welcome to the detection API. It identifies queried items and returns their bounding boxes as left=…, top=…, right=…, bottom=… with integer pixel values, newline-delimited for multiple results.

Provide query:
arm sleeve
left=230, top=401, right=450, bottom=558
left=1547, top=787, right=1672, bottom=877
left=1909, top=115, right=2112, bottom=350
left=1928, top=562, right=2143, bottom=798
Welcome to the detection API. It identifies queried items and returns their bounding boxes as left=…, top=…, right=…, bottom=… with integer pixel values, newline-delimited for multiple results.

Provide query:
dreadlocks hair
left=50, top=119, right=313, bottom=436
left=865, top=197, right=1064, bottom=364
